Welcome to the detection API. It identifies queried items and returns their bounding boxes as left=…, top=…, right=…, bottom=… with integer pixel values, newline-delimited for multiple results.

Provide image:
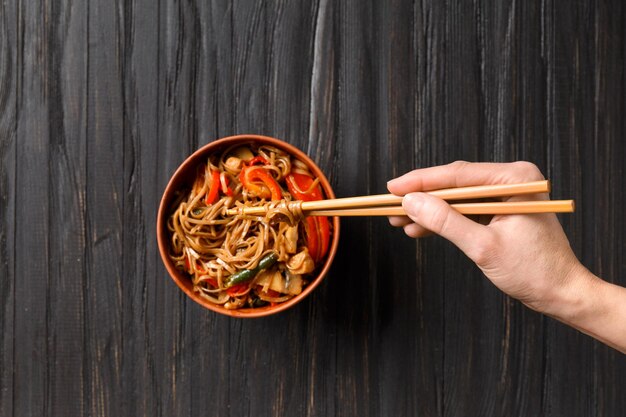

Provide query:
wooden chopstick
left=308, top=200, right=575, bottom=216
left=303, top=180, right=550, bottom=212
left=225, top=180, right=552, bottom=216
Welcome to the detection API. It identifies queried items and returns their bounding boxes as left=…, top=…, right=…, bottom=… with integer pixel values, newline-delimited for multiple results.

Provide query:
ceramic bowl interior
left=156, top=134, right=340, bottom=317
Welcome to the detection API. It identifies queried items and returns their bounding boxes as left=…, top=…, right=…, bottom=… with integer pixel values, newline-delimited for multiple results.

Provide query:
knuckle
left=449, top=161, right=469, bottom=187
left=449, top=160, right=469, bottom=170
left=512, top=161, right=544, bottom=180
left=469, top=235, right=498, bottom=266
left=427, top=203, right=451, bottom=235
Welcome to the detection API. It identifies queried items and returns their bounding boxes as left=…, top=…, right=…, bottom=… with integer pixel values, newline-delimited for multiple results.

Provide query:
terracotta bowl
left=157, top=134, right=340, bottom=318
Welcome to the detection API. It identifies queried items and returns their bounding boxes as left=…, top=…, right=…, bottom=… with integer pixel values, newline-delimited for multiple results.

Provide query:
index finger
left=387, top=161, right=545, bottom=195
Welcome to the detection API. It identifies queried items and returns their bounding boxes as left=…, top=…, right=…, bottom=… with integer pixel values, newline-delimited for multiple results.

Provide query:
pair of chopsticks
left=225, top=180, right=575, bottom=217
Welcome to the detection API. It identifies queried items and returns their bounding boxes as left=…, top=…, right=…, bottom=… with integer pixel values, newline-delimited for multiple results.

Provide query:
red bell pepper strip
left=226, top=283, right=249, bottom=297
left=316, top=214, right=330, bottom=261
left=303, top=217, right=320, bottom=261
left=309, top=216, right=330, bottom=262
left=285, top=172, right=330, bottom=262
left=246, top=155, right=268, bottom=166
left=285, top=173, right=324, bottom=201
left=239, top=166, right=282, bottom=200
left=220, top=172, right=234, bottom=196
left=258, top=288, right=282, bottom=307
left=205, top=169, right=221, bottom=205
left=193, top=165, right=226, bottom=204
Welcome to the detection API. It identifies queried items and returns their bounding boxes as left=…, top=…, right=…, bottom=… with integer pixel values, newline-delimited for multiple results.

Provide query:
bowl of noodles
left=157, top=134, right=340, bottom=317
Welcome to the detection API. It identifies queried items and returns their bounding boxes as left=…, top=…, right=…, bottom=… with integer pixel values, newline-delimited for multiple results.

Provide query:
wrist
left=543, top=263, right=600, bottom=326
left=545, top=265, right=626, bottom=352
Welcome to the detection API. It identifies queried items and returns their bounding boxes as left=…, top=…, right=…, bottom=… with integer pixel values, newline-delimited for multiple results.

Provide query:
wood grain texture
left=13, top=0, right=53, bottom=414
left=1, top=0, right=625, bottom=416
left=0, top=0, right=16, bottom=415
left=46, top=1, right=87, bottom=415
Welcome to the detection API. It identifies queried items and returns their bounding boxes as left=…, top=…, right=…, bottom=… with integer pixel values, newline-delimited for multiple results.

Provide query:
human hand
left=387, top=161, right=587, bottom=316
left=387, top=161, right=626, bottom=353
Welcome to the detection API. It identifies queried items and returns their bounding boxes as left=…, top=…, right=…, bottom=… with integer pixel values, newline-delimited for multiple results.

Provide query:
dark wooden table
left=1, top=1, right=625, bottom=416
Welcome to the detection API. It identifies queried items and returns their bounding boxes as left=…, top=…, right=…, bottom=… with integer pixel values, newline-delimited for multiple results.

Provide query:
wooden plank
left=406, top=1, right=449, bottom=415
left=331, top=1, right=381, bottom=416
left=556, top=0, right=626, bottom=414
left=12, top=0, right=51, bottom=415
left=210, top=0, right=235, bottom=137
left=191, top=1, right=230, bottom=142
left=46, top=1, right=88, bottom=416
left=0, top=0, right=17, bottom=415
left=227, top=2, right=276, bottom=417
left=84, top=0, right=125, bottom=414
left=375, top=1, right=447, bottom=416
left=118, top=1, right=160, bottom=416
left=296, top=1, right=341, bottom=416
left=438, top=1, right=510, bottom=416
left=262, top=0, right=318, bottom=145
left=239, top=2, right=333, bottom=416
left=590, top=0, right=626, bottom=411
left=155, top=1, right=232, bottom=416
left=156, top=0, right=207, bottom=415
left=543, top=1, right=599, bottom=416
left=230, top=0, right=269, bottom=135
left=440, top=1, right=548, bottom=416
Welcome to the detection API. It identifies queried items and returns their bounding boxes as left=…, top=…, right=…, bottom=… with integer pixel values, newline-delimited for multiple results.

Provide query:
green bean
left=224, top=252, right=278, bottom=287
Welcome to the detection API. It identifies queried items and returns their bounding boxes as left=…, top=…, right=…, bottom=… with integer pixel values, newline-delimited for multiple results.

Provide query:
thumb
left=403, top=192, right=493, bottom=261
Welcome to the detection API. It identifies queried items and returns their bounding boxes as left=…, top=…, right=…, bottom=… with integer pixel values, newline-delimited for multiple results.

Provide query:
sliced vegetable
left=205, top=168, right=221, bottom=205
left=285, top=172, right=330, bottom=262
left=226, top=283, right=249, bottom=297
left=239, top=166, right=282, bottom=200
left=256, top=288, right=290, bottom=307
left=286, top=249, right=315, bottom=275
left=284, top=225, right=298, bottom=254
left=303, top=217, right=320, bottom=261
left=284, top=273, right=303, bottom=295
left=220, top=172, right=234, bottom=196
left=225, top=156, right=243, bottom=172
left=223, top=252, right=279, bottom=288
left=246, top=155, right=268, bottom=166
left=230, top=146, right=254, bottom=162
left=316, top=216, right=331, bottom=261
left=256, top=269, right=285, bottom=293
left=285, top=172, right=324, bottom=201
left=254, top=269, right=301, bottom=295
left=265, top=289, right=281, bottom=297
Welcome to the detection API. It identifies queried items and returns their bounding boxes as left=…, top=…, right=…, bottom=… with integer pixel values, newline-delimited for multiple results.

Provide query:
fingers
left=402, top=192, right=494, bottom=263
left=402, top=222, right=432, bottom=238
left=388, top=216, right=412, bottom=227
left=388, top=216, right=433, bottom=237
left=387, top=161, right=545, bottom=196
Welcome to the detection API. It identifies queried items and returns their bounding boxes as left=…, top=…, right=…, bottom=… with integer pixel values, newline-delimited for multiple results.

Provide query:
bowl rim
left=156, top=134, right=340, bottom=318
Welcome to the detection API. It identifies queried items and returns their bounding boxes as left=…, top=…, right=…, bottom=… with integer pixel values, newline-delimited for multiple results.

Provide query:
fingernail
left=403, top=193, right=424, bottom=217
